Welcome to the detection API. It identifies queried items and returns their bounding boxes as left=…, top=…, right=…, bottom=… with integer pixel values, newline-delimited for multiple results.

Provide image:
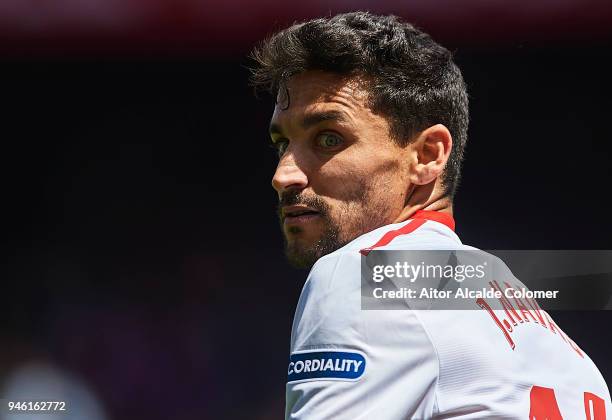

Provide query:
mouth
left=282, top=205, right=321, bottom=226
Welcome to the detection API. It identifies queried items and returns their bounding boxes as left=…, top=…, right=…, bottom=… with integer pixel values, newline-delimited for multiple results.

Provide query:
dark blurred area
left=2, top=1, right=612, bottom=419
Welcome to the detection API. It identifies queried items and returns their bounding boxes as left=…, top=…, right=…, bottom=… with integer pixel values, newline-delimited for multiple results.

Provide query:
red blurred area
left=1, top=0, right=612, bottom=55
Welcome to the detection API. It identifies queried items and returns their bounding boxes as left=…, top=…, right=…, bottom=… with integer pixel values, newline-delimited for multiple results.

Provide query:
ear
left=408, top=124, right=453, bottom=186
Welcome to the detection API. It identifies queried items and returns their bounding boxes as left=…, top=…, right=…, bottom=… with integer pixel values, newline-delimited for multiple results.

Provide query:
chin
left=285, top=237, right=346, bottom=271
left=281, top=217, right=342, bottom=269
left=284, top=246, right=318, bottom=269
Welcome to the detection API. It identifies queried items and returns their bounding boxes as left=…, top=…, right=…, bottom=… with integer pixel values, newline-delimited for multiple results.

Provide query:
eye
left=270, top=138, right=289, bottom=157
left=316, top=133, right=343, bottom=149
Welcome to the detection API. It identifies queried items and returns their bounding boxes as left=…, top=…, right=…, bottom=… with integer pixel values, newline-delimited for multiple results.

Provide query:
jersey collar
left=410, top=210, right=455, bottom=231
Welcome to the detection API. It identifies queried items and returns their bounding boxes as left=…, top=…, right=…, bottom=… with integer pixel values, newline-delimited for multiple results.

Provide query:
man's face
left=270, top=71, right=413, bottom=268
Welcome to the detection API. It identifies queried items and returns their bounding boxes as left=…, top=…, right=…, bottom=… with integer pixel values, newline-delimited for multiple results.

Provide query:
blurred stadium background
left=2, top=1, right=612, bottom=419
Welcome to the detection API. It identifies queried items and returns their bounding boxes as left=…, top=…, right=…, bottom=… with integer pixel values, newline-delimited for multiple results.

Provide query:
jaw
left=279, top=189, right=399, bottom=266
left=283, top=219, right=341, bottom=268
left=283, top=236, right=320, bottom=269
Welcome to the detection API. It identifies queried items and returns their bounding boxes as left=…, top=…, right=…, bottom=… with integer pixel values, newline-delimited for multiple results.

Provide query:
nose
left=271, top=157, right=308, bottom=195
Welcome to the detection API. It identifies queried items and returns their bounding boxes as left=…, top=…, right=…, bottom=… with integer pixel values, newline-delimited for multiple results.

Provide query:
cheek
left=330, top=164, right=408, bottom=227
left=313, top=158, right=369, bottom=199
left=324, top=156, right=404, bottom=197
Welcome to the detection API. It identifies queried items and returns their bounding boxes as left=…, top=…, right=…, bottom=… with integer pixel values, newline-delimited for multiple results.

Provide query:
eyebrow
left=269, top=110, right=350, bottom=136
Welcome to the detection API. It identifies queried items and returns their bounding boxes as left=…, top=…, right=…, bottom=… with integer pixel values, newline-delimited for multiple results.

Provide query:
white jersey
left=286, top=211, right=611, bottom=419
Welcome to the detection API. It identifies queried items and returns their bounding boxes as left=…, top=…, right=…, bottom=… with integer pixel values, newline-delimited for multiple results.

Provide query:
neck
left=392, top=183, right=453, bottom=224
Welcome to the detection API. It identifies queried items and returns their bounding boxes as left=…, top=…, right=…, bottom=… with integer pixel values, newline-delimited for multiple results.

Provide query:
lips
left=283, top=205, right=319, bottom=218
left=282, top=205, right=320, bottom=226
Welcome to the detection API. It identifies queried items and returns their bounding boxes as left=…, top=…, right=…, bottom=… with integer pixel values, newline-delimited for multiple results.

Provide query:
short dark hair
left=249, top=11, right=469, bottom=198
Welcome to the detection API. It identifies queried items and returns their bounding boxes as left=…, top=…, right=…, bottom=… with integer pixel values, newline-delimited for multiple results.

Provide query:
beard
left=278, top=187, right=391, bottom=269
left=284, top=219, right=341, bottom=269
left=278, top=191, right=343, bottom=269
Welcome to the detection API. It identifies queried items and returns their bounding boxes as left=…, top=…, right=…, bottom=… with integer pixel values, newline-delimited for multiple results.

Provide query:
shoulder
left=291, top=217, right=464, bottom=351
left=290, top=251, right=362, bottom=352
left=299, top=217, right=468, bottom=316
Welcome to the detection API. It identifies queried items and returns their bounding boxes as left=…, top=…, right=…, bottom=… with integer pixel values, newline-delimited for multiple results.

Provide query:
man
left=249, top=12, right=610, bottom=419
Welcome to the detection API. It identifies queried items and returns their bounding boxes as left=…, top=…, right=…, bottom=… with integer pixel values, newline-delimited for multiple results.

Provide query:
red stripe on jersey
left=411, top=210, right=455, bottom=232
left=359, top=210, right=455, bottom=256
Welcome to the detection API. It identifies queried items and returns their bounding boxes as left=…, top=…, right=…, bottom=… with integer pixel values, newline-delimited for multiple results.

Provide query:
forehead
left=271, top=71, right=370, bottom=122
